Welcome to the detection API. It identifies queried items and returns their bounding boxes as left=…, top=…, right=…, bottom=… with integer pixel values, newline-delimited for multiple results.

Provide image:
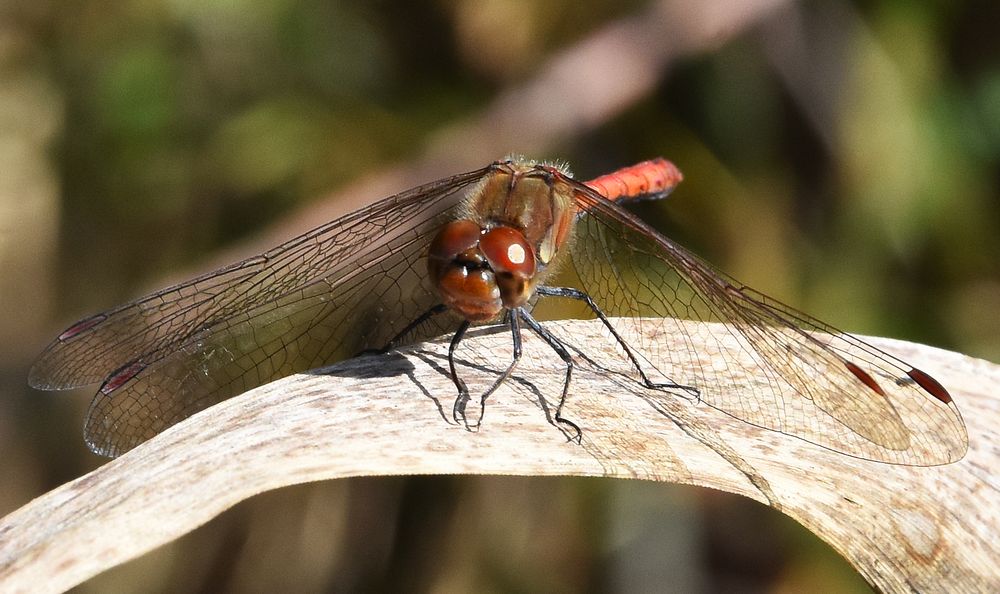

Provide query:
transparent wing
left=560, top=183, right=967, bottom=466
left=30, top=166, right=490, bottom=456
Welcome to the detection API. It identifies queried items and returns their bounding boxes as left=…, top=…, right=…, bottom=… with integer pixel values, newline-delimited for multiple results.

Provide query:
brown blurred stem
left=0, top=318, right=997, bottom=593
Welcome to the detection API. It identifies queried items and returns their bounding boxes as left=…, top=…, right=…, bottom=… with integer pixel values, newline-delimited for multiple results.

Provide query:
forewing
left=562, top=184, right=967, bottom=466
left=32, top=167, right=489, bottom=456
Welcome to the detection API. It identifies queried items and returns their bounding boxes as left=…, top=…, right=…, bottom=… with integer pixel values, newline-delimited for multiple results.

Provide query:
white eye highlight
left=507, top=243, right=526, bottom=264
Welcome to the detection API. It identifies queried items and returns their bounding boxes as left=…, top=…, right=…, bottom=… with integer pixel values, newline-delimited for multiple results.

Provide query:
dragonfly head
left=428, top=219, right=537, bottom=321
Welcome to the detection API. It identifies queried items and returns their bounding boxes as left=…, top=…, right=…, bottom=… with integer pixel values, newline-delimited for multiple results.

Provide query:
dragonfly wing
left=33, top=167, right=489, bottom=455
left=83, top=246, right=466, bottom=456
left=563, top=183, right=967, bottom=466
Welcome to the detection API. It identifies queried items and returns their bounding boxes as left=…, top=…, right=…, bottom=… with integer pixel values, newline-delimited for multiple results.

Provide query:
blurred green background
left=2, top=0, right=997, bottom=591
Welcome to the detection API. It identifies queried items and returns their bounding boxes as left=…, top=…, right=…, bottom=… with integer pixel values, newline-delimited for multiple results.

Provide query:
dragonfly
left=30, top=157, right=969, bottom=463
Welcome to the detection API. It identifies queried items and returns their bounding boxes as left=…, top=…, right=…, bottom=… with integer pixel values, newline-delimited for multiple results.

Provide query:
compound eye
left=480, top=226, right=535, bottom=279
left=429, top=220, right=482, bottom=262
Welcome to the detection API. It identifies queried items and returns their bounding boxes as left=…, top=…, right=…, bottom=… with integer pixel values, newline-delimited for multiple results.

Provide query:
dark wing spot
left=844, top=361, right=886, bottom=396
left=907, top=367, right=953, bottom=404
left=58, top=313, right=108, bottom=341
left=100, top=361, right=147, bottom=395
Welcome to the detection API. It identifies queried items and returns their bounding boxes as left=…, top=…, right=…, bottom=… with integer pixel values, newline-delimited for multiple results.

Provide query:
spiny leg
left=519, top=309, right=582, bottom=443
left=448, top=319, right=472, bottom=424
left=535, top=285, right=700, bottom=400
left=450, top=314, right=524, bottom=431
left=465, top=313, right=523, bottom=431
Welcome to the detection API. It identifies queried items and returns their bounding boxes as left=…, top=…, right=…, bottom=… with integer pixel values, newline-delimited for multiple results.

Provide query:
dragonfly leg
left=459, top=313, right=523, bottom=432
left=448, top=319, right=472, bottom=425
left=519, top=309, right=582, bottom=443
left=535, top=286, right=700, bottom=400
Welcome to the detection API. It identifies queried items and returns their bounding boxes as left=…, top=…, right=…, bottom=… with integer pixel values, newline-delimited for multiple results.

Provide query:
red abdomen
left=584, top=158, right=683, bottom=203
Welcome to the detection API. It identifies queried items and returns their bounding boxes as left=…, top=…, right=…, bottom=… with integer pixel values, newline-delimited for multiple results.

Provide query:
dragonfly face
left=29, top=156, right=968, bottom=465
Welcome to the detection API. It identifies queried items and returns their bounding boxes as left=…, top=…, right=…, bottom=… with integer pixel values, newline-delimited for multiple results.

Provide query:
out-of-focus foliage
left=1, top=0, right=996, bottom=592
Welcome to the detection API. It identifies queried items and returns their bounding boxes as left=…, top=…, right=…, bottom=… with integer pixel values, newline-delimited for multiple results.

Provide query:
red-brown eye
left=480, top=226, right=535, bottom=279
left=427, top=219, right=504, bottom=321
left=428, top=220, right=482, bottom=263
